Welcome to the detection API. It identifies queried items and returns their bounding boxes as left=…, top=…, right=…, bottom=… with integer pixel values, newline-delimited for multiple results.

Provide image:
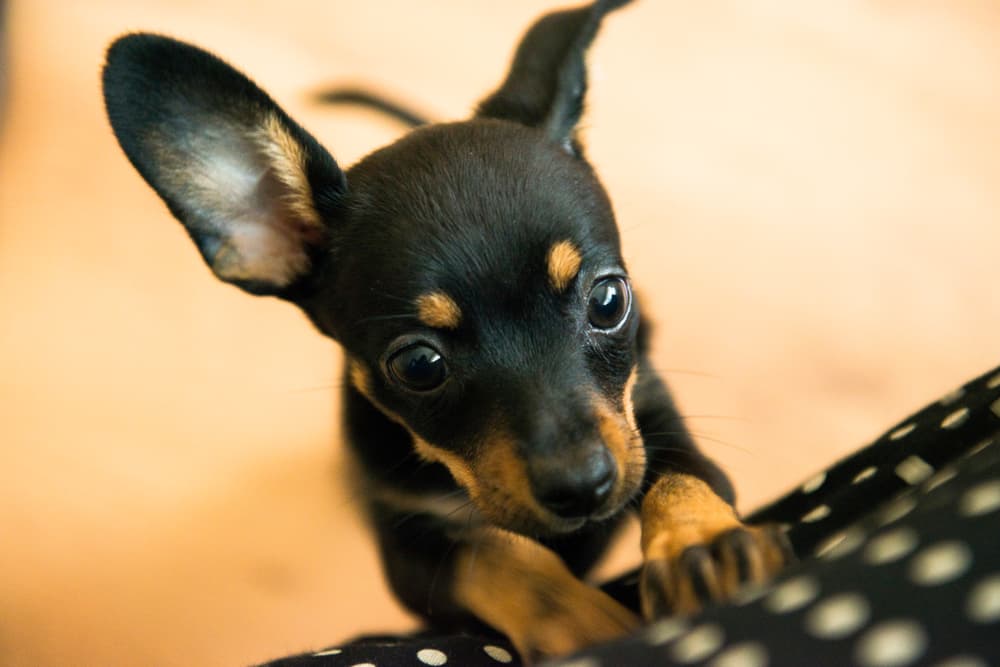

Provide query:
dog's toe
left=640, top=523, right=793, bottom=620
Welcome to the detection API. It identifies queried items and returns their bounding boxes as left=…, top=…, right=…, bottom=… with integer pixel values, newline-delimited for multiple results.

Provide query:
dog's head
left=102, top=0, right=644, bottom=536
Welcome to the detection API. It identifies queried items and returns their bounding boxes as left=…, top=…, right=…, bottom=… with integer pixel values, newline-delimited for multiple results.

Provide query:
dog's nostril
left=535, top=448, right=617, bottom=519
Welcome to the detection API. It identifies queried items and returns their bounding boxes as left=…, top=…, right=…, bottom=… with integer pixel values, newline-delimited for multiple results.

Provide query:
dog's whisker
left=427, top=535, right=463, bottom=617
left=391, top=489, right=472, bottom=530
left=352, top=312, right=418, bottom=326
left=672, top=414, right=749, bottom=423
left=687, top=431, right=755, bottom=456
left=648, top=367, right=722, bottom=379
left=366, top=287, right=417, bottom=306
left=636, top=429, right=692, bottom=439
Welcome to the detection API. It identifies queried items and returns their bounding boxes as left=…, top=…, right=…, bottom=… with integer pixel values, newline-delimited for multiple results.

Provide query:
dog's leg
left=632, top=362, right=793, bottom=618
left=346, top=375, right=638, bottom=660
left=370, top=507, right=638, bottom=660
left=452, top=527, right=640, bottom=659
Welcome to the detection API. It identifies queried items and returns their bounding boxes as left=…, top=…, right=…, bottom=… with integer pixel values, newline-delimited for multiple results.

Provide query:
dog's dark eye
left=387, top=344, right=447, bottom=391
left=587, top=277, right=631, bottom=330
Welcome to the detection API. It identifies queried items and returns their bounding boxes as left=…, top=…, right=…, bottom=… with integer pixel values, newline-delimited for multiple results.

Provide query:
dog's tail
left=313, top=86, right=431, bottom=129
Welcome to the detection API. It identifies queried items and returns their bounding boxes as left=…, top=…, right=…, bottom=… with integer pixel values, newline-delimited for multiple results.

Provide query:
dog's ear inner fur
left=102, top=33, right=346, bottom=297
left=476, top=0, right=633, bottom=152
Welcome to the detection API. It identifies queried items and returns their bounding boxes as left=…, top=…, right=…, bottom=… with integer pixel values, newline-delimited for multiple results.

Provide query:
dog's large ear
left=102, top=34, right=346, bottom=297
left=477, top=0, right=632, bottom=152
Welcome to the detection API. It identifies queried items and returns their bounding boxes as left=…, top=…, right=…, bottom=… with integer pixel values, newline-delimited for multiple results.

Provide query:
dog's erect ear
left=477, top=0, right=632, bottom=151
left=102, top=34, right=346, bottom=297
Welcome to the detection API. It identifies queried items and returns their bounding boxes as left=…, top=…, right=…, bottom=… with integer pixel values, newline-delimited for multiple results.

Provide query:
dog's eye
left=587, top=277, right=631, bottom=330
left=387, top=344, right=447, bottom=391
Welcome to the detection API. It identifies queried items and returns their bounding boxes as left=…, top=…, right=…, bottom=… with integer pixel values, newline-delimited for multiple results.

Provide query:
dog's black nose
left=533, top=447, right=617, bottom=519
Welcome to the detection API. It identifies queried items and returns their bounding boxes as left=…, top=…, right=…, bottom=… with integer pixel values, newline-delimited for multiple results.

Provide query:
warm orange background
left=1, top=1, right=998, bottom=665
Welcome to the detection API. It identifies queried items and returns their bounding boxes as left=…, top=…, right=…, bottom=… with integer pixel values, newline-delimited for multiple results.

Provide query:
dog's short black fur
left=102, top=1, right=791, bottom=658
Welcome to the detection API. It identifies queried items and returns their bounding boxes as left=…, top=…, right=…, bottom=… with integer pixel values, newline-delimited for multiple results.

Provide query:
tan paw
left=507, top=582, right=640, bottom=660
left=640, top=524, right=793, bottom=619
left=453, top=529, right=640, bottom=661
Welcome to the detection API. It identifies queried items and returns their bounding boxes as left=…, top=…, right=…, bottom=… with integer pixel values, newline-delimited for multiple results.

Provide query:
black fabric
left=256, top=365, right=1000, bottom=667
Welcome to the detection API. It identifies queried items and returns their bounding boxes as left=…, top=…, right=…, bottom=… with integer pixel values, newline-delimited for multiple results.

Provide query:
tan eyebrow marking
left=416, top=291, right=462, bottom=329
left=547, top=240, right=582, bottom=292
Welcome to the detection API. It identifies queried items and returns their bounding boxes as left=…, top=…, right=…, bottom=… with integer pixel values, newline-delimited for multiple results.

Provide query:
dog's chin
left=489, top=497, right=631, bottom=538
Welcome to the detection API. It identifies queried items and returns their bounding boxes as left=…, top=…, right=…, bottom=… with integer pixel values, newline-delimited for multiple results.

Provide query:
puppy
left=101, top=0, right=790, bottom=659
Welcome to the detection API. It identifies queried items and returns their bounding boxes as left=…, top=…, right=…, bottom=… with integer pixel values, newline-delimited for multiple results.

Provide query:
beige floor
left=1, top=1, right=998, bottom=665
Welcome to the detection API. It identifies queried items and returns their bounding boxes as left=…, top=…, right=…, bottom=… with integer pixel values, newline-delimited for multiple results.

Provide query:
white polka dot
left=941, top=407, right=970, bottom=429
left=802, top=504, right=831, bottom=523
left=988, top=372, right=1000, bottom=389
left=670, top=624, right=724, bottom=663
left=853, top=466, right=878, bottom=484
left=966, top=574, right=1000, bottom=623
left=801, top=472, right=826, bottom=494
left=964, top=439, right=994, bottom=458
left=909, top=541, right=973, bottom=586
left=933, top=656, right=990, bottom=667
left=924, top=467, right=957, bottom=492
left=312, top=648, right=342, bottom=656
left=645, top=618, right=688, bottom=644
left=854, top=619, right=927, bottom=666
left=895, top=456, right=934, bottom=485
left=939, top=388, right=966, bottom=405
left=732, top=582, right=772, bottom=606
left=864, top=527, right=919, bottom=565
left=765, top=575, right=820, bottom=613
left=879, top=496, right=917, bottom=526
left=888, top=423, right=916, bottom=441
left=960, top=480, right=1000, bottom=517
left=708, top=641, right=769, bottom=667
left=816, top=528, right=865, bottom=560
left=805, top=593, right=871, bottom=639
left=991, top=397, right=1000, bottom=419
left=417, top=648, right=448, bottom=665
left=482, top=645, right=513, bottom=663
left=349, top=663, right=376, bottom=667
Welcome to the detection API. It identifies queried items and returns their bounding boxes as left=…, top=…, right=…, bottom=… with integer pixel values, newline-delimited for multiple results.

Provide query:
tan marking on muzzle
left=593, top=366, right=645, bottom=508
left=547, top=240, right=582, bottom=292
left=370, top=483, right=478, bottom=523
left=474, top=426, right=550, bottom=529
left=622, top=366, right=639, bottom=432
left=416, top=291, right=462, bottom=329
left=348, top=358, right=478, bottom=492
left=411, top=436, right=479, bottom=493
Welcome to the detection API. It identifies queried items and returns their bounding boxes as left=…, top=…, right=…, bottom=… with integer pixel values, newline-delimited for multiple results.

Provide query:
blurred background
left=1, top=1, right=998, bottom=664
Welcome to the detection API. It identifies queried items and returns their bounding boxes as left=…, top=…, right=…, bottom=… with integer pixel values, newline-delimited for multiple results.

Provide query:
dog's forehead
left=341, top=120, right=622, bottom=301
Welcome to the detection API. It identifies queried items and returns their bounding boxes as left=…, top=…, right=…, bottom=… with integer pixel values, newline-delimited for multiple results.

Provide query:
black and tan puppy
left=102, top=0, right=790, bottom=658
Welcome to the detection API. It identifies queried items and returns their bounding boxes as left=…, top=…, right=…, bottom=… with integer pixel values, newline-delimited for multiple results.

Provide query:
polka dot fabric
left=256, top=365, right=1000, bottom=667
left=258, top=634, right=519, bottom=667
left=748, top=365, right=1000, bottom=557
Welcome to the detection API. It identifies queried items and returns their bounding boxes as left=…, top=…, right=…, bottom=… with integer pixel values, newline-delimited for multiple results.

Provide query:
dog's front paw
left=454, top=529, right=640, bottom=661
left=508, top=582, right=641, bottom=660
left=640, top=524, right=793, bottom=619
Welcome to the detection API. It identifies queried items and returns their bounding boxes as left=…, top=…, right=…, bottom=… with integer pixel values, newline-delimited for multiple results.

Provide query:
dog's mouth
left=410, top=419, right=643, bottom=536
left=469, top=455, right=642, bottom=537
left=459, top=416, right=646, bottom=537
